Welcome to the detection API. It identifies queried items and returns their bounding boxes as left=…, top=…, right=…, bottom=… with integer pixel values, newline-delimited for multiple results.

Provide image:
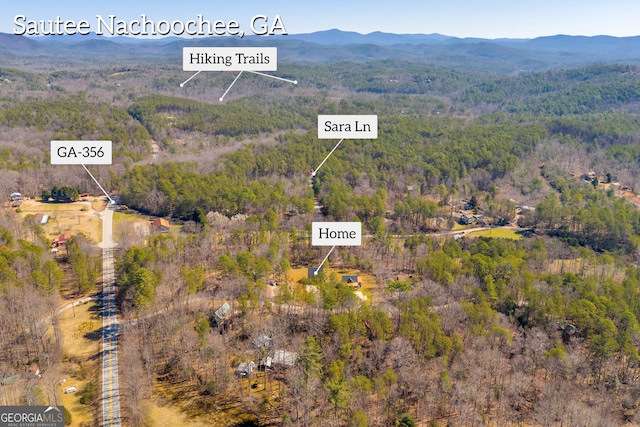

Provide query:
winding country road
left=100, top=206, right=122, bottom=426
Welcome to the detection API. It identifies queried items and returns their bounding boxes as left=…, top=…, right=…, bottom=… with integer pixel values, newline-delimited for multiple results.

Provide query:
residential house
left=236, top=361, right=255, bottom=377
left=459, top=214, right=478, bottom=225
left=307, top=267, right=322, bottom=278
left=253, top=334, right=272, bottom=350
left=34, top=213, right=49, bottom=225
left=272, top=350, right=298, bottom=368
left=213, top=302, right=233, bottom=332
left=53, top=233, right=72, bottom=246
left=342, top=275, right=361, bottom=288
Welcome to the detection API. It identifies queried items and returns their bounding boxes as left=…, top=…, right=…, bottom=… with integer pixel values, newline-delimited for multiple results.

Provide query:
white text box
left=183, top=47, right=277, bottom=71
left=318, top=115, right=377, bottom=139
left=51, top=141, right=112, bottom=165
left=312, top=222, right=362, bottom=246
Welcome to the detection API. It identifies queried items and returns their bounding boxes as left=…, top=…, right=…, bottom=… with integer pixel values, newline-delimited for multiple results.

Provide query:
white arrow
left=314, top=245, right=336, bottom=275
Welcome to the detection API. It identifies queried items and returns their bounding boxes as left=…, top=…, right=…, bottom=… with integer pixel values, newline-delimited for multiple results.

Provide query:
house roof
left=273, top=350, right=298, bottom=367
left=54, top=233, right=72, bottom=243
left=214, top=302, right=232, bottom=321
left=152, top=218, right=170, bottom=228
left=308, top=267, right=322, bottom=278
left=237, top=361, right=255, bottom=374
left=253, top=335, right=272, bottom=349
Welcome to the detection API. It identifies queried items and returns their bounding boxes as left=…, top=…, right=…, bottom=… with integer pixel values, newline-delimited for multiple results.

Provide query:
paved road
left=100, top=206, right=122, bottom=427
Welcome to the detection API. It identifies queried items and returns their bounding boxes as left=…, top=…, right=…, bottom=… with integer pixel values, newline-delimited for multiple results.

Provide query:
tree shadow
left=232, top=422, right=262, bottom=427
left=83, top=328, right=102, bottom=342
left=83, top=323, right=119, bottom=342
left=88, top=302, right=103, bottom=314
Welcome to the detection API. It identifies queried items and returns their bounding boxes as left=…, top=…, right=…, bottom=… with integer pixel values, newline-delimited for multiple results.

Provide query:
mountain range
left=1, top=29, right=639, bottom=71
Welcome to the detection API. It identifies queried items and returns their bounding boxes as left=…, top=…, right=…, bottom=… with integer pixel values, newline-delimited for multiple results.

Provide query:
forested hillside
left=1, top=48, right=640, bottom=426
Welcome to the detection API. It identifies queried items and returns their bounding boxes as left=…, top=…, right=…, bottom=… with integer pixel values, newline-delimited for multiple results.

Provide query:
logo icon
left=0, top=406, right=65, bottom=427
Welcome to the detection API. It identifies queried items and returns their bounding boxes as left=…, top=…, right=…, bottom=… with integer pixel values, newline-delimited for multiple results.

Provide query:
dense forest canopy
left=2, top=49, right=640, bottom=426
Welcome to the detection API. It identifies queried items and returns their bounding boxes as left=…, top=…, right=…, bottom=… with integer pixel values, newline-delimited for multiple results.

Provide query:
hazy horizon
left=9, top=28, right=640, bottom=42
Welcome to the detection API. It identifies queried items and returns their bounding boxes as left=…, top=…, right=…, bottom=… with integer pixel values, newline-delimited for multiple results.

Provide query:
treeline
left=42, top=185, right=78, bottom=202
left=115, top=161, right=312, bottom=219
left=311, top=117, right=545, bottom=196
left=289, top=60, right=483, bottom=96
left=0, top=211, right=101, bottom=410
left=0, top=214, right=62, bottom=388
left=546, top=111, right=640, bottom=147
left=457, top=64, right=640, bottom=115
left=0, top=94, right=151, bottom=161
left=114, top=112, right=546, bottom=227
left=66, top=234, right=101, bottom=294
left=128, top=94, right=316, bottom=141
left=0, top=67, right=47, bottom=90
left=521, top=168, right=640, bottom=253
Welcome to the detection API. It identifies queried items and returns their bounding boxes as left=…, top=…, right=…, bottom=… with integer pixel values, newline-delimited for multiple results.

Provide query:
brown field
left=17, top=198, right=107, bottom=243
left=56, top=300, right=102, bottom=426
left=145, top=396, right=212, bottom=427
left=288, top=266, right=309, bottom=283
left=288, top=266, right=381, bottom=303
left=146, top=371, right=280, bottom=427
left=113, top=210, right=152, bottom=246
left=470, top=227, right=523, bottom=240
left=548, top=258, right=625, bottom=281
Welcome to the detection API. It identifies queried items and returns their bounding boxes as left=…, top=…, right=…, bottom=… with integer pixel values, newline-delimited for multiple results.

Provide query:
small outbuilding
left=151, top=218, right=170, bottom=233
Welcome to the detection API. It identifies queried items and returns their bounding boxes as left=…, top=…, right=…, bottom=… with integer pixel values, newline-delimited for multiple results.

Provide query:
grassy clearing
left=471, top=228, right=523, bottom=240
left=113, top=210, right=146, bottom=227
left=145, top=398, right=210, bottom=427
left=20, top=201, right=88, bottom=213
left=18, top=200, right=103, bottom=243
left=451, top=222, right=473, bottom=231
left=91, top=198, right=108, bottom=212
left=56, top=300, right=101, bottom=427
left=45, top=213, right=102, bottom=243
left=289, top=267, right=383, bottom=304
left=335, top=268, right=380, bottom=303
left=288, top=267, right=309, bottom=284
left=113, top=211, right=152, bottom=246
left=359, top=272, right=381, bottom=303
left=150, top=378, right=263, bottom=427
left=548, top=258, right=625, bottom=281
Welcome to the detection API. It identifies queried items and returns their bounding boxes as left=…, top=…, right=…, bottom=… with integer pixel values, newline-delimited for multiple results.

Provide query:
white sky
left=3, top=0, right=639, bottom=38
